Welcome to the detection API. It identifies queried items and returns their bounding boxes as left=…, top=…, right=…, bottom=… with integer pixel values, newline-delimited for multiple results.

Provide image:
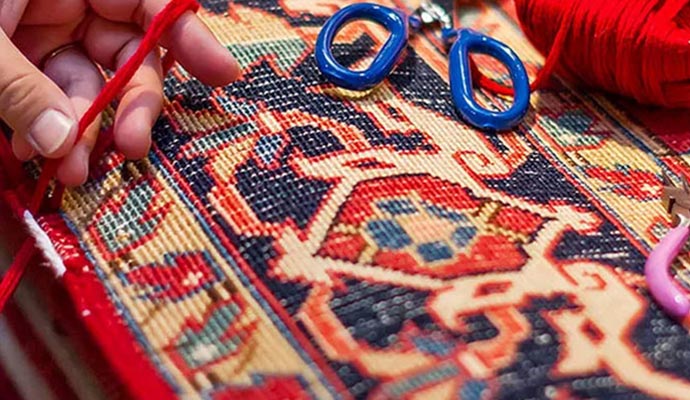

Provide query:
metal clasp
left=410, top=1, right=453, bottom=31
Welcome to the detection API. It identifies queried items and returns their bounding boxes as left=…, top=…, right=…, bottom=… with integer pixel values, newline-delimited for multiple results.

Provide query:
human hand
left=0, top=0, right=240, bottom=186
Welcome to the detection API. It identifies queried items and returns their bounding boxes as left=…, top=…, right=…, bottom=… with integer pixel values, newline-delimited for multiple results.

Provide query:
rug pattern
left=54, top=0, right=690, bottom=398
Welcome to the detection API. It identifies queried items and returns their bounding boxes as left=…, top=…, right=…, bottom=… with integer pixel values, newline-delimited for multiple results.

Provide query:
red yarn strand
left=458, top=0, right=579, bottom=98
left=0, top=238, right=36, bottom=312
left=1, top=0, right=199, bottom=314
left=30, top=0, right=199, bottom=214
left=472, top=11, right=570, bottom=95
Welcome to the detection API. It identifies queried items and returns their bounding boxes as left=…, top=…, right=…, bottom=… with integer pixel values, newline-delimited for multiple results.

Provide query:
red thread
left=0, top=0, right=199, bottom=314
left=30, top=0, right=200, bottom=214
left=0, top=238, right=36, bottom=311
left=460, top=0, right=577, bottom=98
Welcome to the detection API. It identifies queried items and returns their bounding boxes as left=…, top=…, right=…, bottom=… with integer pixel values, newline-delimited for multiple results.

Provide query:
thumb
left=0, top=32, right=78, bottom=158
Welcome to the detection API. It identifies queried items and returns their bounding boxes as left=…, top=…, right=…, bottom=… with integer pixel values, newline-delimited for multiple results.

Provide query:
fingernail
left=27, top=109, right=76, bottom=155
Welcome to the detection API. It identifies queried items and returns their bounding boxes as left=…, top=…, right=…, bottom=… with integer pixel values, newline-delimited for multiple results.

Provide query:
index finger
left=88, top=0, right=240, bottom=86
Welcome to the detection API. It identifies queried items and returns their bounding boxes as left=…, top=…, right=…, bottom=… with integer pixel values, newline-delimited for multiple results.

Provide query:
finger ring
left=39, top=43, right=81, bottom=70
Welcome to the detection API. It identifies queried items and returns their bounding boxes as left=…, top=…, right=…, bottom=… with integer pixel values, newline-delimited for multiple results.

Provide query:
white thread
left=23, top=210, right=66, bottom=277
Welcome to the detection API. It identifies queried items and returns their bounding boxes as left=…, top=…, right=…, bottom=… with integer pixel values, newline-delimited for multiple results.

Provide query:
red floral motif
left=124, top=251, right=222, bottom=301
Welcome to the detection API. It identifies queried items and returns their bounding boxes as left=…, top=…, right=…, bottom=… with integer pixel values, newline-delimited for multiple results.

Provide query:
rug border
left=52, top=215, right=178, bottom=400
left=0, top=182, right=176, bottom=398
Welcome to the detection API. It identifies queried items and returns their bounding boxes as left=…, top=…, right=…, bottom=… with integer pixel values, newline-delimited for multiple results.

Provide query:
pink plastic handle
left=645, top=225, right=690, bottom=319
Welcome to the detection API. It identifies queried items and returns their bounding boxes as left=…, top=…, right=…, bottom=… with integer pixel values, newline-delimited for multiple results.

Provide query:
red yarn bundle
left=511, top=0, right=690, bottom=108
